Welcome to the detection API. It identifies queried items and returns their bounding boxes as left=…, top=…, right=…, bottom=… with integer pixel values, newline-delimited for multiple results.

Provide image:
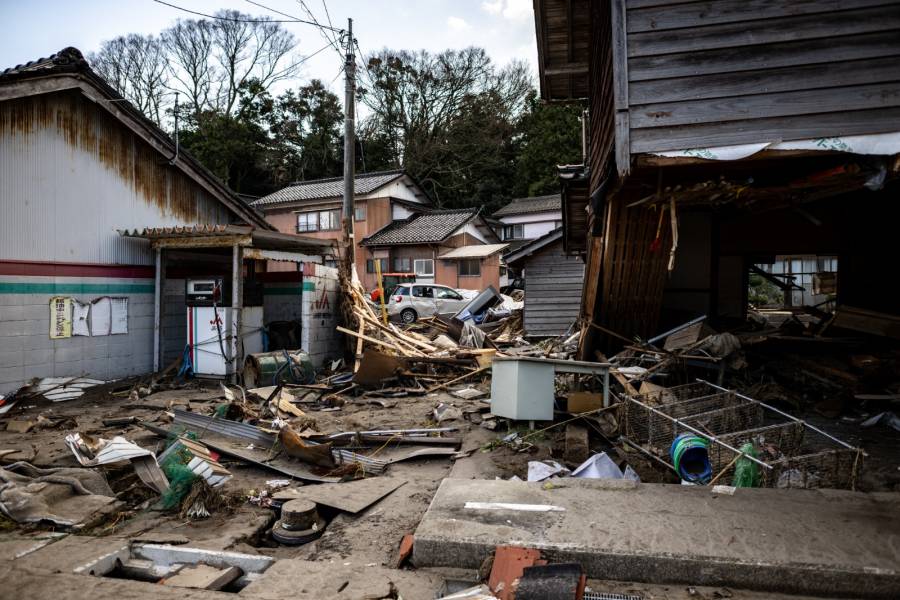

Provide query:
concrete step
left=412, top=478, right=900, bottom=599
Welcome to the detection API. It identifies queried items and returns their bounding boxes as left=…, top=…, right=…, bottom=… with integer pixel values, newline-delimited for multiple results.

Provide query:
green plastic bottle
left=732, top=442, right=760, bottom=488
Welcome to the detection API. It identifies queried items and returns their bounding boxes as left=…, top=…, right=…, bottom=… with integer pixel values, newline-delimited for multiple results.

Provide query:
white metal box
left=490, top=357, right=557, bottom=421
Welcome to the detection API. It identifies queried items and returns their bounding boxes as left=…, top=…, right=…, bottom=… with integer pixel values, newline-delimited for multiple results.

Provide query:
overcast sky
left=0, top=0, right=538, bottom=96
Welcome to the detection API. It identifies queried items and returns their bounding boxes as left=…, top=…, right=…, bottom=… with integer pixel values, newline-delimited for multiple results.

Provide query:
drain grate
left=583, top=592, right=643, bottom=600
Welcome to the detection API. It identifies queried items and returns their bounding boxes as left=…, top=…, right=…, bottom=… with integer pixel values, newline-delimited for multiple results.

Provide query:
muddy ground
left=1, top=376, right=898, bottom=598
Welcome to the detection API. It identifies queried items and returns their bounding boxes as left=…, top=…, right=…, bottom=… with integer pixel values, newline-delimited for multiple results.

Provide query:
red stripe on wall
left=0, top=260, right=155, bottom=279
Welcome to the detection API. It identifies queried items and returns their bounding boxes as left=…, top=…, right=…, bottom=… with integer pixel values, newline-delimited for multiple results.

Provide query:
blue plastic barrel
left=670, top=433, right=712, bottom=484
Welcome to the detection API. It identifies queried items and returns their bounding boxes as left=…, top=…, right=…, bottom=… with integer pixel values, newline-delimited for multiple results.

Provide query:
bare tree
left=162, top=19, right=214, bottom=115
left=209, top=10, right=298, bottom=115
left=90, top=34, right=169, bottom=125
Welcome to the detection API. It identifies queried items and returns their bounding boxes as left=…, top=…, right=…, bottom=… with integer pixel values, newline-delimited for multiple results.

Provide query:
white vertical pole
left=153, top=247, right=162, bottom=372
left=231, top=244, right=242, bottom=379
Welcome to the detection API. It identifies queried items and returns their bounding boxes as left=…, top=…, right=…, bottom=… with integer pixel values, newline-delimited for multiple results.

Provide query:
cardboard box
left=567, top=392, right=603, bottom=413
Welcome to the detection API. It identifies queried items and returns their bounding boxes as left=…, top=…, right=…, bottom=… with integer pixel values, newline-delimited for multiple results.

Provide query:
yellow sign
left=50, top=296, right=72, bottom=339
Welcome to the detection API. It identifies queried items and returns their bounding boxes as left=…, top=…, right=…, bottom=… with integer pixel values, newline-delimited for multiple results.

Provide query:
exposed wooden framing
left=610, top=0, right=631, bottom=176
left=150, top=234, right=252, bottom=249
left=544, top=63, right=590, bottom=76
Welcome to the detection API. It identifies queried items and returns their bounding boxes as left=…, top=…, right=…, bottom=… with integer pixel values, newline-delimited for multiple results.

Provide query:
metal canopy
left=118, top=225, right=335, bottom=254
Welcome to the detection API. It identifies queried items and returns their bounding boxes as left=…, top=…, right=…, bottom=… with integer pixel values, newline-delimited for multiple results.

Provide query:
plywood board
left=275, top=477, right=406, bottom=514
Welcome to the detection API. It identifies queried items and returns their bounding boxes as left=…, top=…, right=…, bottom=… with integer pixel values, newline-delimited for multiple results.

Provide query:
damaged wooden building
left=534, top=0, right=900, bottom=358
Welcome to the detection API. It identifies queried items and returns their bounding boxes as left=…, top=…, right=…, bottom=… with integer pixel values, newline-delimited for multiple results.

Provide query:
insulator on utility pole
left=342, top=17, right=356, bottom=263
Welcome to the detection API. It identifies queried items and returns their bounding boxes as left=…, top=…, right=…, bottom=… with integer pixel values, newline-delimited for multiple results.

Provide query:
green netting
left=155, top=429, right=201, bottom=511
left=733, top=442, right=760, bottom=488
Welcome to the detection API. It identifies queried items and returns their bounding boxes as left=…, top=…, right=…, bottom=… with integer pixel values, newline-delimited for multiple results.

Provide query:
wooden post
left=374, top=258, right=388, bottom=324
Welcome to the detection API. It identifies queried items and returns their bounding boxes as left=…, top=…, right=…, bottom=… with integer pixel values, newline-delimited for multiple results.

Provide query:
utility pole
left=341, top=18, right=356, bottom=266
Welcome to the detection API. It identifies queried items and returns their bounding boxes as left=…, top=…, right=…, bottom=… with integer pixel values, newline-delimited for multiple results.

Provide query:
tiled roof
left=251, top=170, right=405, bottom=207
left=361, top=209, right=477, bottom=246
left=493, top=194, right=561, bottom=217
left=0, top=47, right=88, bottom=80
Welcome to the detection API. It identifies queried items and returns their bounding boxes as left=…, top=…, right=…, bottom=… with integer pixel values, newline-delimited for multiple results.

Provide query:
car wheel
left=400, top=308, right=417, bottom=324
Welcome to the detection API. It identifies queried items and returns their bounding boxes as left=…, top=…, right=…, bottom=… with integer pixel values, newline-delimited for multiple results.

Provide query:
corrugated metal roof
left=493, top=194, right=562, bottom=217
left=361, top=209, right=477, bottom=246
left=118, top=225, right=334, bottom=252
left=118, top=225, right=246, bottom=238
left=250, top=170, right=405, bottom=207
left=438, top=243, right=508, bottom=259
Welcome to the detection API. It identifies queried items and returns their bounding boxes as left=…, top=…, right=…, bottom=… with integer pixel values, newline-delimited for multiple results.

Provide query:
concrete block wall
left=0, top=277, right=154, bottom=394
left=300, top=263, right=341, bottom=367
left=262, top=281, right=304, bottom=322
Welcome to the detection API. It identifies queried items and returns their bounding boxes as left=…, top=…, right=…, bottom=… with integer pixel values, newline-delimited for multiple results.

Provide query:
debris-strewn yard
left=2, top=281, right=899, bottom=599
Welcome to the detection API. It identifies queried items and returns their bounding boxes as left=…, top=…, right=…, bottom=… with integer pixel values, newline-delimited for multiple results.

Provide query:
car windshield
left=394, top=286, right=410, bottom=296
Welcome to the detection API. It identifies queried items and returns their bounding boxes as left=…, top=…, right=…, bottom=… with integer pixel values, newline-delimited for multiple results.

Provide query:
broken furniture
left=490, top=356, right=610, bottom=421
left=623, top=380, right=862, bottom=489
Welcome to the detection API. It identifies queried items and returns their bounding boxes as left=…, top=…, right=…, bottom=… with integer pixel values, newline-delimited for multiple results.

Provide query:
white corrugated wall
left=0, top=91, right=231, bottom=265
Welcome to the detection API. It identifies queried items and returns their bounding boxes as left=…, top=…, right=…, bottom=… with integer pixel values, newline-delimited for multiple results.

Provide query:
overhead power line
left=152, top=0, right=342, bottom=31
left=297, top=0, right=344, bottom=58
left=268, top=40, right=335, bottom=80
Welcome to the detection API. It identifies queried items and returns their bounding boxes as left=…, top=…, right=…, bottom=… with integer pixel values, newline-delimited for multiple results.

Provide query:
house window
left=459, top=259, right=481, bottom=277
left=414, top=259, right=434, bottom=277
left=502, top=224, right=524, bottom=240
left=393, top=257, right=411, bottom=272
left=554, top=221, right=562, bottom=229
left=318, top=209, right=340, bottom=231
left=297, top=212, right=317, bottom=232
left=366, top=258, right=388, bottom=274
left=355, top=204, right=366, bottom=221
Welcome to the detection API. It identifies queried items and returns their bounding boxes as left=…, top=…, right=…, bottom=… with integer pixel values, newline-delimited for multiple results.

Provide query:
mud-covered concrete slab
left=413, top=478, right=900, bottom=599
left=238, top=558, right=443, bottom=599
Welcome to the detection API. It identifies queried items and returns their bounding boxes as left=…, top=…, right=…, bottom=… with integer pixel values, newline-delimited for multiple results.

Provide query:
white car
left=387, top=283, right=469, bottom=323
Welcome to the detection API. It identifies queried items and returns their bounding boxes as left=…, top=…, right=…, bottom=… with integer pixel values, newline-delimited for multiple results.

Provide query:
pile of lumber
left=337, top=269, right=444, bottom=368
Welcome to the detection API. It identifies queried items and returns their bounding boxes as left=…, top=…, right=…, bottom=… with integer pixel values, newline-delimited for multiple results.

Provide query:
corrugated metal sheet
left=438, top=243, right=508, bottom=259
left=0, top=92, right=231, bottom=265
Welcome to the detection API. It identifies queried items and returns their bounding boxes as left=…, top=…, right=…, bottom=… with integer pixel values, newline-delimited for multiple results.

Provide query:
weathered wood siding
left=614, top=0, right=900, bottom=172
left=524, top=240, right=584, bottom=336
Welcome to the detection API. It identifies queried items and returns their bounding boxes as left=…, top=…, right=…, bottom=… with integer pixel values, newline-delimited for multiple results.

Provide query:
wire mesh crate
left=623, top=380, right=862, bottom=489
